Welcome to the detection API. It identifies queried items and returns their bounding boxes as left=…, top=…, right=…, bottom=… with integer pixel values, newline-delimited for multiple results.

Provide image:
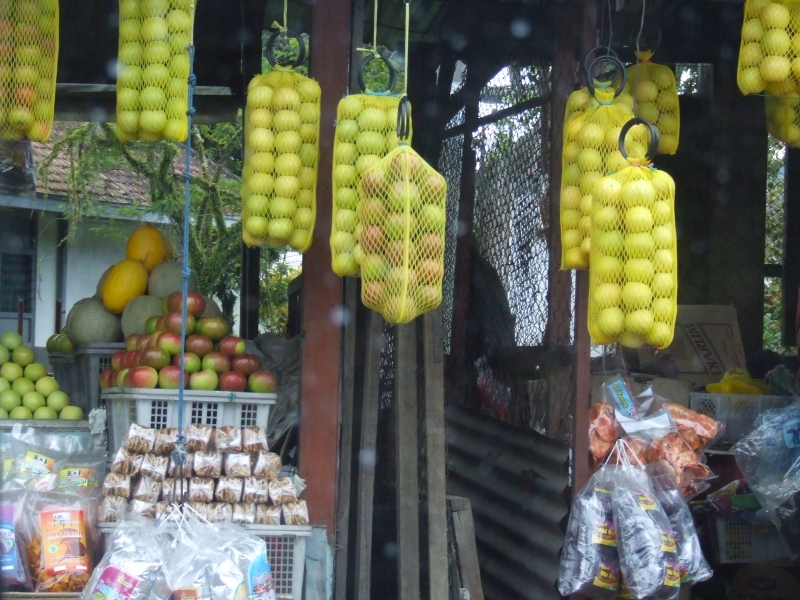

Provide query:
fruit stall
left=2, top=0, right=800, bottom=599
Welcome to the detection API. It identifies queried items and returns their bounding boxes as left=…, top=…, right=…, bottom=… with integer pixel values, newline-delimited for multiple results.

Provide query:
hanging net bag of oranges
left=357, top=98, right=447, bottom=324
left=588, top=118, right=678, bottom=349
left=330, top=53, right=413, bottom=277
left=114, top=0, right=197, bottom=143
left=241, top=28, right=321, bottom=252
left=765, top=93, right=800, bottom=146
left=0, top=0, right=59, bottom=142
left=737, top=0, right=800, bottom=96
left=561, top=55, right=637, bottom=270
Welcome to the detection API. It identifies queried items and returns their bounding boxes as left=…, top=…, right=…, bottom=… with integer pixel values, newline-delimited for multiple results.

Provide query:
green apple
left=11, top=377, right=34, bottom=396
left=0, top=331, right=22, bottom=350
left=23, top=362, right=47, bottom=382
left=9, top=406, right=31, bottom=420
left=0, top=377, right=9, bottom=393
left=46, top=390, right=70, bottom=413
left=0, top=362, right=22, bottom=382
left=33, top=406, right=57, bottom=420
left=35, top=376, right=59, bottom=398
left=22, top=391, right=45, bottom=412
left=0, top=345, right=8, bottom=364
left=11, top=346, right=34, bottom=367
left=0, top=407, right=7, bottom=419
left=0, top=389, right=21, bottom=412
left=59, top=406, right=84, bottom=420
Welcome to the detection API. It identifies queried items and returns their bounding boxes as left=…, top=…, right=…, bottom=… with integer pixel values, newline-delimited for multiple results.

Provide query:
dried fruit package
left=557, top=467, right=621, bottom=599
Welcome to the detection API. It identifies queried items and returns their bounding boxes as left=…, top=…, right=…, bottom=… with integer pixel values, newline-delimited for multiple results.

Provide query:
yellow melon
left=126, top=224, right=170, bottom=272
left=102, top=259, right=149, bottom=314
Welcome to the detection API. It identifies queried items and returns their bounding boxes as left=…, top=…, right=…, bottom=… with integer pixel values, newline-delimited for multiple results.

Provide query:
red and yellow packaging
left=27, top=506, right=90, bottom=592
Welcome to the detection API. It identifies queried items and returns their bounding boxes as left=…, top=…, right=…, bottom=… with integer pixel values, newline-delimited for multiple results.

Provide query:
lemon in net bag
left=0, top=0, right=59, bottom=142
left=588, top=118, right=678, bottom=348
left=624, top=51, right=680, bottom=155
left=356, top=99, right=447, bottom=324
left=114, top=0, right=197, bottom=143
left=241, top=32, right=321, bottom=252
left=766, top=93, right=800, bottom=146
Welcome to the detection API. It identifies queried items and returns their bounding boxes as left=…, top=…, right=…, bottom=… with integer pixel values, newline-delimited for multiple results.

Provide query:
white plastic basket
left=710, top=515, right=794, bottom=564
left=689, top=393, right=792, bottom=445
left=97, top=523, right=310, bottom=599
left=102, top=387, right=277, bottom=451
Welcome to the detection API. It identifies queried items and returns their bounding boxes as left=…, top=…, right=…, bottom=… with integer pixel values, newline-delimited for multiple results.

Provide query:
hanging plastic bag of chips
left=624, top=51, right=680, bottom=155
left=114, top=0, right=197, bottom=143
left=561, top=55, right=637, bottom=270
left=242, top=30, right=321, bottom=252
left=588, top=118, right=678, bottom=348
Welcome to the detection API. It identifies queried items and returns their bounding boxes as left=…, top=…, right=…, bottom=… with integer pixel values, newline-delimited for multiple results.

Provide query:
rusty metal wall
left=445, top=402, right=569, bottom=600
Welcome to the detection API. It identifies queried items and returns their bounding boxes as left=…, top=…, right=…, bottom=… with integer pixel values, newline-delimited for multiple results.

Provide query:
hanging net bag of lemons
left=114, top=0, right=197, bottom=143
left=0, top=0, right=59, bottom=142
left=561, top=55, right=638, bottom=270
left=241, top=27, right=321, bottom=252
left=737, top=0, right=800, bottom=96
left=588, top=118, right=678, bottom=349
left=765, top=94, right=800, bottom=146
left=357, top=97, right=447, bottom=324
left=564, top=47, right=624, bottom=125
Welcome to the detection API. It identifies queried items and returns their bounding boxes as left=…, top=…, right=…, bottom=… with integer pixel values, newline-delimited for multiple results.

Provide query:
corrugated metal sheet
left=445, top=403, right=570, bottom=600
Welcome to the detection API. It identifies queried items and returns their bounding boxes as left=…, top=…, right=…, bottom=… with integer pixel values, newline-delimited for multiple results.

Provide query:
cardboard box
left=591, top=374, right=692, bottom=407
left=635, top=305, right=746, bottom=389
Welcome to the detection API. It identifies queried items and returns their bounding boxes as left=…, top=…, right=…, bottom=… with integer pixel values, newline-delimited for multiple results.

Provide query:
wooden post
left=572, top=270, right=592, bottom=495
left=300, top=0, right=351, bottom=537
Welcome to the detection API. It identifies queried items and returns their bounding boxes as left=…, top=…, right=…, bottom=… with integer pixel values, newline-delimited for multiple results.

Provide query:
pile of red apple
left=100, top=292, right=276, bottom=394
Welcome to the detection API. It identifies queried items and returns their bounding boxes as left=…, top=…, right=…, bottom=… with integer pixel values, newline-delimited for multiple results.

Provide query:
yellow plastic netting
left=737, top=0, right=800, bottom=96
left=357, top=141, right=447, bottom=324
left=564, top=87, right=595, bottom=124
left=560, top=85, right=637, bottom=270
left=588, top=119, right=678, bottom=349
left=114, top=0, right=196, bottom=143
left=0, top=0, right=59, bottom=142
left=331, top=94, right=412, bottom=276
left=624, top=52, right=680, bottom=155
left=765, top=93, right=800, bottom=145
left=241, top=68, right=321, bottom=252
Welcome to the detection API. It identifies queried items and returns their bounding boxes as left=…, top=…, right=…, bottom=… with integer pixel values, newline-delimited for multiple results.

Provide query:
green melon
left=148, top=261, right=198, bottom=298
left=201, top=296, right=223, bottom=318
left=66, top=297, right=123, bottom=345
left=121, top=295, right=164, bottom=338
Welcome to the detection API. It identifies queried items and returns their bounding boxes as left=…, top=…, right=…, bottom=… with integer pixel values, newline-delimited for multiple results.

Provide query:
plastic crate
left=102, top=387, right=277, bottom=451
left=48, top=344, right=124, bottom=413
left=689, top=393, right=792, bottom=445
left=48, top=352, right=82, bottom=408
left=97, top=523, right=310, bottom=599
left=710, top=515, right=794, bottom=564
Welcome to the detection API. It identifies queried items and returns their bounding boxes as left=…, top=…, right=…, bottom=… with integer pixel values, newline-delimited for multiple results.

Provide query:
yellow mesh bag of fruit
left=0, top=0, right=59, bottom=142
left=241, top=31, right=321, bottom=252
left=114, top=0, right=197, bottom=143
left=331, top=55, right=413, bottom=277
left=624, top=51, right=680, bottom=155
left=564, top=48, right=624, bottom=125
left=357, top=98, right=447, bottom=324
left=561, top=55, right=637, bottom=270
left=737, top=0, right=800, bottom=96
left=766, top=93, right=800, bottom=146
left=588, top=118, right=678, bottom=349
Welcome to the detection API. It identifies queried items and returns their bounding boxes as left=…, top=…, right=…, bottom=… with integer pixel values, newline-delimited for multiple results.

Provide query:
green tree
left=259, top=256, right=300, bottom=334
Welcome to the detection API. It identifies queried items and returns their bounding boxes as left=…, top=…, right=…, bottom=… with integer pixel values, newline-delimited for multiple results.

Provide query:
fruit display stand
left=0, top=418, right=91, bottom=434
left=101, top=387, right=277, bottom=452
left=49, top=344, right=125, bottom=414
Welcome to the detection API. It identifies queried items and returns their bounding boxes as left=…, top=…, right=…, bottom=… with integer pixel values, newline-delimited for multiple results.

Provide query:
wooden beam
left=572, top=270, right=591, bottom=496
left=299, top=0, right=351, bottom=538
left=784, top=148, right=800, bottom=347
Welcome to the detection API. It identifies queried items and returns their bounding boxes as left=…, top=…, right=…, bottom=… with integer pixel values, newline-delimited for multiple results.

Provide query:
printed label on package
left=635, top=491, right=657, bottom=511
left=88, top=566, right=140, bottom=600
left=783, top=417, right=800, bottom=449
left=23, top=451, right=55, bottom=477
left=592, top=561, right=620, bottom=591
left=0, top=524, right=18, bottom=572
left=172, top=589, right=199, bottom=600
left=39, top=508, right=88, bottom=576
left=660, top=529, right=677, bottom=553
left=591, top=519, right=617, bottom=546
left=248, top=553, right=276, bottom=600
left=606, top=378, right=638, bottom=419
left=58, top=467, right=98, bottom=489
left=664, top=561, right=681, bottom=587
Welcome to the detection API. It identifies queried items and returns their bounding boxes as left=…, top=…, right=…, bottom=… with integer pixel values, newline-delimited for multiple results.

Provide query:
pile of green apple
left=241, top=73, right=321, bottom=252
left=0, top=0, right=58, bottom=142
left=114, top=0, right=194, bottom=143
left=330, top=95, right=409, bottom=276
left=0, top=330, right=82, bottom=421
left=101, top=291, right=277, bottom=394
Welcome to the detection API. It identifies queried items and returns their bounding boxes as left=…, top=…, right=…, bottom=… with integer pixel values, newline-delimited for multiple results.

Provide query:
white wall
left=34, top=213, right=59, bottom=346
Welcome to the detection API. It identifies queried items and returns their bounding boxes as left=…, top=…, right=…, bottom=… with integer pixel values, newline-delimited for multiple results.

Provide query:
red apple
left=196, top=317, right=230, bottom=342
left=392, top=150, right=422, bottom=175
left=158, top=365, right=189, bottom=389
left=155, top=316, right=166, bottom=331
left=166, top=291, right=206, bottom=318
left=157, top=332, right=183, bottom=357
left=219, top=336, right=246, bottom=357
left=14, top=85, right=35, bottom=106
left=140, top=346, right=171, bottom=370
left=128, top=366, right=159, bottom=389
left=248, top=370, right=277, bottom=393
left=201, top=351, right=231, bottom=374
left=422, top=172, right=446, bottom=203
left=111, top=349, right=126, bottom=371
left=386, top=240, right=416, bottom=265
left=0, top=19, right=13, bottom=39
left=137, top=334, right=151, bottom=350
left=115, top=368, right=130, bottom=388
left=99, top=369, right=116, bottom=389
left=189, top=368, right=219, bottom=391
left=165, top=311, right=196, bottom=336
left=125, top=334, right=138, bottom=351
left=148, top=332, right=162, bottom=348
left=361, top=169, right=387, bottom=196
left=387, top=266, right=418, bottom=289
left=185, top=334, right=214, bottom=357
left=219, top=370, right=247, bottom=392
left=418, top=258, right=443, bottom=282
left=173, top=351, right=202, bottom=374
left=129, top=350, right=143, bottom=368
left=418, top=232, right=444, bottom=256
left=357, top=198, right=386, bottom=225
left=362, top=281, right=385, bottom=305
left=145, top=316, right=159, bottom=334
left=360, top=225, right=385, bottom=252
left=231, top=353, right=260, bottom=376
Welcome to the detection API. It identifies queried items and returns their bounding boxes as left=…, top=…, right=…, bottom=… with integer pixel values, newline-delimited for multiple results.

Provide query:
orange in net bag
left=241, top=31, right=321, bottom=252
left=624, top=51, right=680, bottom=155
left=561, top=55, right=637, bottom=270
left=737, top=0, right=800, bottom=96
left=766, top=93, right=800, bottom=146
left=357, top=98, right=447, bottom=324
left=114, top=0, right=197, bottom=143
left=0, top=0, right=59, bottom=142
left=331, top=55, right=413, bottom=277
left=588, top=118, right=678, bottom=349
